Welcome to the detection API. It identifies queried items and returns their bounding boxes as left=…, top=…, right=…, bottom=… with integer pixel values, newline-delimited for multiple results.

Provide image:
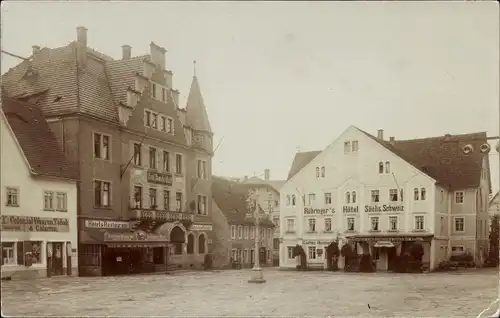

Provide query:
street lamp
left=248, top=191, right=266, bottom=284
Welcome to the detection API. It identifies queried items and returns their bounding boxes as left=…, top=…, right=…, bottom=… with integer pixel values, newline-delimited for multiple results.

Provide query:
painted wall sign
left=84, top=220, right=130, bottom=229
left=302, top=240, right=333, bottom=245
left=104, top=230, right=166, bottom=242
left=343, top=206, right=359, bottom=213
left=1, top=215, right=69, bottom=232
left=137, top=210, right=194, bottom=222
left=364, top=205, right=404, bottom=212
left=303, top=208, right=335, bottom=215
left=147, top=170, right=173, bottom=186
left=349, top=236, right=428, bottom=243
left=191, top=224, right=213, bottom=231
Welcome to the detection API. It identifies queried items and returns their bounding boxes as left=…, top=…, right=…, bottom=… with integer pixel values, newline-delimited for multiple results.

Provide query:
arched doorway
left=170, top=226, right=185, bottom=255
left=325, top=241, right=340, bottom=271
left=187, top=233, right=194, bottom=254
left=198, top=234, right=206, bottom=254
left=292, top=245, right=307, bottom=270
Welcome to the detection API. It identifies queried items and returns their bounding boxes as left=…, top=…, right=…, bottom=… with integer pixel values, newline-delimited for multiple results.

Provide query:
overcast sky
left=2, top=1, right=499, bottom=192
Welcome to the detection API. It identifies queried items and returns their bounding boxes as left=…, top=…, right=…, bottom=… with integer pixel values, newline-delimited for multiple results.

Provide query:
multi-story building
left=211, top=176, right=275, bottom=268
left=238, top=169, right=284, bottom=265
left=1, top=97, right=78, bottom=280
left=280, top=126, right=491, bottom=271
left=1, top=26, right=214, bottom=276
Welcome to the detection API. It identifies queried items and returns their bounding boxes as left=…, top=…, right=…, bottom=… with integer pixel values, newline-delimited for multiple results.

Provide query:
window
left=93, top=133, right=110, bottom=160
left=324, top=218, right=332, bottom=232
left=371, top=190, right=380, bottom=203
left=420, top=188, right=426, bottom=200
left=27, top=241, right=42, bottom=264
left=389, top=189, right=398, bottom=202
left=274, top=200, right=279, bottom=207
left=370, top=217, right=379, bottom=231
left=344, top=141, right=351, bottom=153
left=6, top=187, right=19, bottom=207
left=414, top=188, right=420, bottom=200
left=56, top=192, right=67, bottom=211
left=324, top=193, right=332, bottom=205
left=291, top=195, right=296, bottom=206
left=237, top=226, right=243, bottom=239
left=163, top=190, right=170, bottom=211
left=286, top=219, right=295, bottom=232
left=308, top=246, right=316, bottom=259
left=151, top=83, right=157, bottom=98
left=414, top=216, right=424, bottom=231
left=231, top=225, right=236, bottom=239
left=175, top=154, right=183, bottom=174
left=159, top=116, right=165, bottom=132
left=144, top=110, right=151, bottom=127
left=149, top=188, right=157, bottom=209
left=286, top=195, right=290, bottom=206
left=455, top=191, right=464, bottom=204
left=197, top=195, right=207, bottom=215
left=1, top=242, right=15, bottom=265
left=385, top=161, right=390, bottom=173
left=440, top=216, right=444, bottom=235
left=389, top=216, right=398, bottom=231
left=151, top=113, right=158, bottom=129
left=95, top=181, right=111, bottom=207
left=44, top=191, right=54, bottom=210
left=161, top=87, right=166, bottom=102
left=378, top=162, right=384, bottom=174
left=250, top=226, right=255, bottom=239
left=352, top=191, right=357, bottom=203
left=321, top=166, right=325, bottom=178
left=167, top=118, right=174, bottom=134
left=454, top=217, right=465, bottom=232
left=451, top=246, right=465, bottom=253
left=352, top=140, right=359, bottom=152
left=316, top=167, right=320, bottom=178
left=133, top=143, right=142, bottom=165
left=244, top=226, right=249, bottom=239
left=149, top=147, right=157, bottom=169
left=308, top=193, right=316, bottom=205
left=197, top=160, right=207, bottom=179
left=162, top=151, right=170, bottom=171
left=175, top=192, right=182, bottom=211
left=287, top=246, right=294, bottom=259
left=273, top=217, right=279, bottom=227
left=133, top=186, right=142, bottom=208
left=347, top=217, right=355, bottom=231
left=400, top=189, right=404, bottom=202
left=346, top=192, right=351, bottom=203
left=308, top=218, right=316, bottom=232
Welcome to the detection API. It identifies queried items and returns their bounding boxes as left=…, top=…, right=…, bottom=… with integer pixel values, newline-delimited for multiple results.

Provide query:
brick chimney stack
left=377, top=129, right=384, bottom=140
left=264, top=169, right=270, bottom=181
left=150, top=42, right=167, bottom=70
left=122, top=45, right=131, bottom=60
left=76, top=26, right=88, bottom=67
left=32, top=45, right=40, bottom=55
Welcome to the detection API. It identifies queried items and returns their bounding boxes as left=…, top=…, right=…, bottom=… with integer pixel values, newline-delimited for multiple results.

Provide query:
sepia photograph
left=0, top=1, right=499, bottom=317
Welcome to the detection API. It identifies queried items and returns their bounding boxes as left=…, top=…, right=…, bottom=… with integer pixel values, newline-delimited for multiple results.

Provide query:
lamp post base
left=248, top=266, right=266, bottom=284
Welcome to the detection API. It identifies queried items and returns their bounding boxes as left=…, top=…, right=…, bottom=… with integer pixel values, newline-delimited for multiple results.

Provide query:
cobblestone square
left=1, top=269, right=498, bottom=317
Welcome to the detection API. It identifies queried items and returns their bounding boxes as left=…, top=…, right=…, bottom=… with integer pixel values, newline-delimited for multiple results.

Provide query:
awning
left=79, top=230, right=168, bottom=247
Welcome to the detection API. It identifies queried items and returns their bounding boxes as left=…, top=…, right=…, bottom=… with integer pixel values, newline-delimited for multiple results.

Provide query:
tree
left=487, top=215, right=499, bottom=267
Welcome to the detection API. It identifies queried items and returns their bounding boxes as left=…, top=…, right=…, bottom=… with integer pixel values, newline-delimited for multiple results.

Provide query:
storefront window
left=2, top=242, right=15, bottom=265
left=80, top=244, right=101, bottom=266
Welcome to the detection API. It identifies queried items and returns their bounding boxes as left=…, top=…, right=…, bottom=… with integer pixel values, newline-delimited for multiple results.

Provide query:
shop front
left=1, top=215, right=77, bottom=280
left=345, top=233, right=434, bottom=272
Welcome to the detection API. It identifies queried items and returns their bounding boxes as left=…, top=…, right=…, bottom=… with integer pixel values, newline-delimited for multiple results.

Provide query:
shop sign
left=84, top=220, right=130, bottom=229
left=147, top=170, right=173, bottom=186
left=364, top=205, right=404, bottom=212
left=104, top=230, right=166, bottom=242
left=302, top=240, right=333, bottom=245
left=137, top=210, right=194, bottom=222
left=191, top=224, right=213, bottom=231
left=343, top=206, right=359, bottom=213
left=374, top=241, right=395, bottom=248
left=303, top=208, right=335, bottom=215
left=1, top=215, right=70, bottom=232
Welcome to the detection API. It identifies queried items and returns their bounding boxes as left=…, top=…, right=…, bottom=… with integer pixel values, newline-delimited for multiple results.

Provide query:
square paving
left=1, top=269, right=498, bottom=317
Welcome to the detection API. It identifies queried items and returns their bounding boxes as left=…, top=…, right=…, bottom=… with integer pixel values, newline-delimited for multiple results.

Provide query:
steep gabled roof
left=1, top=97, right=78, bottom=180
left=287, top=151, right=321, bottom=180
left=186, top=76, right=212, bottom=133
left=287, top=127, right=489, bottom=190
left=212, top=176, right=274, bottom=227
left=239, top=176, right=285, bottom=193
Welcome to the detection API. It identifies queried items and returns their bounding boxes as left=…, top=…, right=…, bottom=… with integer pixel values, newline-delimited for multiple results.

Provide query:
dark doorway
left=259, top=247, right=266, bottom=265
left=387, top=247, right=398, bottom=271
left=51, top=242, right=64, bottom=276
left=170, top=226, right=185, bottom=255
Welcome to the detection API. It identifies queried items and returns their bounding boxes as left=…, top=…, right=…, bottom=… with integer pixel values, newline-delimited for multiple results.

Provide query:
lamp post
left=248, top=191, right=266, bottom=284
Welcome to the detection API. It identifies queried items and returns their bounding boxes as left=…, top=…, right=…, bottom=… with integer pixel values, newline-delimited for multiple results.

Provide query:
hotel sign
left=84, top=220, right=130, bottom=230
left=137, top=210, right=194, bottom=222
left=1, top=215, right=69, bottom=232
left=147, top=170, right=173, bottom=186
left=365, top=205, right=404, bottom=212
left=343, top=206, right=359, bottom=213
left=303, top=208, right=335, bottom=215
left=191, top=224, right=213, bottom=231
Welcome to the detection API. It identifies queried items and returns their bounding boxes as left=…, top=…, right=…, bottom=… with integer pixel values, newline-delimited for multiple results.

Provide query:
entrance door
left=52, top=242, right=64, bottom=276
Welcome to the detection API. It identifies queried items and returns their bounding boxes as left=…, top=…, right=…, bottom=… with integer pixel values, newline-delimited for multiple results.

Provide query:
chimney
left=32, top=45, right=40, bottom=55
left=122, top=45, right=131, bottom=60
left=243, top=176, right=248, bottom=182
left=76, top=26, right=88, bottom=67
left=264, top=169, right=270, bottom=181
left=150, top=42, right=166, bottom=70
left=377, top=129, right=384, bottom=140
left=171, top=89, right=179, bottom=107
left=389, top=136, right=395, bottom=145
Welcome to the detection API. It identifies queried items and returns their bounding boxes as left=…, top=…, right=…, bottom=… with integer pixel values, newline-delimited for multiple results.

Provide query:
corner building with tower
left=1, top=26, right=214, bottom=276
left=280, top=126, right=491, bottom=271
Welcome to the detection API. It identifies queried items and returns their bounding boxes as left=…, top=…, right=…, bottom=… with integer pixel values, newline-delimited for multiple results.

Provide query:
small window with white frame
left=308, top=218, right=316, bottom=232
left=286, top=219, right=295, bottom=232
left=344, top=141, right=351, bottom=154
left=347, top=217, right=355, bottom=231
left=44, top=191, right=55, bottom=210
left=385, top=161, right=390, bottom=173
left=6, top=187, right=19, bottom=207
left=346, top=192, right=351, bottom=203
left=455, top=191, right=464, bottom=204
left=389, top=216, right=398, bottom=231
left=56, top=192, right=67, bottom=211
left=321, top=166, right=325, bottom=178
left=316, top=167, right=320, bottom=178
left=352, top=191, right=357, bottom=203
left=351, top=140, right=359, bottom=152
left=414, top=188, right=420, bottom=200
left=371, top=190, right=380, bottom=203
left=324, top=218, right=332, bottom=232
left=370, top=216, right=379, bottom=231
left=414, top=215, right=425, bottom=231
left=230, top=225, right=236, bottom=239
left=451, top=246, right=465, bottom=253
left=237, top=225, right=243, bottom=239
left=286, top=195, right=290, bottom=206
left=324, top=193, right=332, bottom=205
left=1, top=242, right=15, bottom=265
left=420, top=188, right=426, bottom=200
left=454, top=217, right=465, bottom=232
left=389, top=189, right=398, bottom=202
left=308, top=246, right=317, bottom=259
left=287, top=246, right=294, bottom=259
left=93, top=132, right=110, bottom=160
